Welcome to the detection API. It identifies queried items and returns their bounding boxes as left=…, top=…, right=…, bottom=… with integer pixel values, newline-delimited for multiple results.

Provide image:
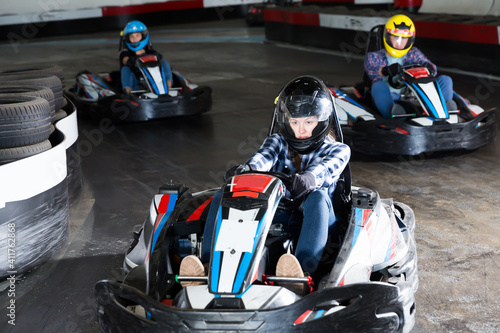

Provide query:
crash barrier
left=0, top=68, right=81, bottom=279
left=419, top=0, right=500, bottom=16
left=300, top=0, right=500, bottom=16
left=0, top=0, right=259, bottom=40
left=263, top=6, right=500, bottom=75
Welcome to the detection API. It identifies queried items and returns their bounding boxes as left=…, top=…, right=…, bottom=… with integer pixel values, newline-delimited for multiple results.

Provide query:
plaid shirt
left=244, top=134, right=351, bottom=198
left=364, top=48, right=436, bottom=84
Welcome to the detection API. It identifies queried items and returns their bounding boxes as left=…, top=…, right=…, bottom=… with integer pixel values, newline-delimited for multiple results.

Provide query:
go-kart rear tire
left=0, top=74, right=65, bottom=110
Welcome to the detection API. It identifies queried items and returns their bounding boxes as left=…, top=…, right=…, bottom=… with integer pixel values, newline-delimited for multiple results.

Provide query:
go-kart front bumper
left=95, top=279, right=414, bottom=333
left=91, top=86, right=212, bottom=122
left=347, top=110, right=497, bottom=156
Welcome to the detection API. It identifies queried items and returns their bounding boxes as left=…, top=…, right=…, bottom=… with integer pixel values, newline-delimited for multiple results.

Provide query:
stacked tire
left=0, top=65, right=80, bottom=279
left=0, top=66, right=65, bottom=164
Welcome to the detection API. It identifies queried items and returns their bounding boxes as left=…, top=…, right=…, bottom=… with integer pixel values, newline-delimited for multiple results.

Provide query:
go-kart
left=329, top=25, right=497, bottom=156
left=66, top=54, right=212, bottom=122
left=94, top=108, right=418, bottom=332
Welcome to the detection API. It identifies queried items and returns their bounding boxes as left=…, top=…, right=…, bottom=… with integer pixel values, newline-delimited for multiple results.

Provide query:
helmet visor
left=384, top=30, right=414, bottom=51
left=277, top=91, right=333, bottom=123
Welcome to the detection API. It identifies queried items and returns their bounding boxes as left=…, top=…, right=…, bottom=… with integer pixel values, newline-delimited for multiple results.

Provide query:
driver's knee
left=437, top=75, right=453, bottom=101
left=371, top=81, right=394, bottom=118
left=303, top=190, right=333, bottom=214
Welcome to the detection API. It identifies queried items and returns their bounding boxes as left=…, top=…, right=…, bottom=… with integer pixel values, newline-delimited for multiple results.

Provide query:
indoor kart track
left=1, top=18, right=499, bottom=333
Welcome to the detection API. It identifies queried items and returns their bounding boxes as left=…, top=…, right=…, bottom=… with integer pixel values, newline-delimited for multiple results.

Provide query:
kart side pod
left=327, top=188, right=409, bottom=287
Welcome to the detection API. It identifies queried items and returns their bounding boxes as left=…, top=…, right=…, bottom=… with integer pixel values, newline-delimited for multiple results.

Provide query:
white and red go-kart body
left=95, top=172, right=417, bottom=333
left=329, top=66, right=497, bottom=155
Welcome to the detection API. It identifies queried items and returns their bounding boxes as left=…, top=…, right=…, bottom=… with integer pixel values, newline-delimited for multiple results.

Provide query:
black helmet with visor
left=271, top=76, right=339, bottom=154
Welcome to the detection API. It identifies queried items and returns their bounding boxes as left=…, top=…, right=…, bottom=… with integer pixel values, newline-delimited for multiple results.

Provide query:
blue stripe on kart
left=351, top=208, right=363, bottom=250
left=150, top=194, right=177, bottom=256
left=160, top=65, right=168, bottom=93
left=314, top=309, right=325, bottom=319
left=144, top=70, right=160, bottom=95
left=211, top=251, right=221, bottom=293
left=411, top=82, right=440, bottom=118
left=210, top=207, right=223, bottom=293
left=233, top=252, right=252, bottom=293
left=333, top=88, right=364, bottom=109
left=232, top=210, right=269, bottom=293
left=436, top=82, right=449, bottom=117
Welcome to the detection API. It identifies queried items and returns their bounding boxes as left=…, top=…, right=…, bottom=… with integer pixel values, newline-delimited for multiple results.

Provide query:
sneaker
left=391, top=103, right=406, bottom=117
left=276, top=254, right=305, bottom=294
left=179, top=255, right=205, bottom=287
left=446, top=100, right=458, bottom=111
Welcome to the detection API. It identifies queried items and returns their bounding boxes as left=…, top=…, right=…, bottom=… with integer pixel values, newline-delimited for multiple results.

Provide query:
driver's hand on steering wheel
left=224, top=164, right=250, bottom=181
left=381, top=63, right=402, bottom=77
left=291, top=172, right=315, bottom=198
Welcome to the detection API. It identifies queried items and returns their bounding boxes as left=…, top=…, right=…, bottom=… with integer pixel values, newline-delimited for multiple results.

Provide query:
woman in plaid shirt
left=185, top=76, right=350, bottom=294
left=241, top=76, right=350, bottom=293
left=364, top=14, right=454, bottom=118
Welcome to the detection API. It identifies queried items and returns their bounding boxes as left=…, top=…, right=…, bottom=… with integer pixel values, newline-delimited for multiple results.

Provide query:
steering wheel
left=384, top=63, right=424, bottom=89
left=238, top=170, right=301, bottom=211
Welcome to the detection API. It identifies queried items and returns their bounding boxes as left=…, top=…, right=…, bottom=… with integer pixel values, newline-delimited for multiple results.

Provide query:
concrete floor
left=1, top=18, right=499, bottom=333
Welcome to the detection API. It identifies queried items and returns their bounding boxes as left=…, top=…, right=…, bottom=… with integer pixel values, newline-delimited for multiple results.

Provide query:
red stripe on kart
left=339, top=276, right=345, bottom=286
left=415, top=20, right=500, bottom=45
left=157, top=195, right=171, bottom=215
left=294, top=309, right=312, bottom=325
left=362, top=209, right=370, bottom=226
left=406, top=67, right=430, bottom=79
left=232, top=191, right=259, bottom=198
left=365, top=215, right=375, bottom=242
left=187, top=197, right=213, bottom=221
left=231, top=174, right=275, bottom=194
left=264, top=9, right=320, bottom=26
left=154, top=195, right=171, bottom=230
left=102, top=0, right=203, bottom=16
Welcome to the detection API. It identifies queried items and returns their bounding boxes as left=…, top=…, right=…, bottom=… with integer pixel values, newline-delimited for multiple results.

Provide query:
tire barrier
left=0, top=65, right=81, bottom=279
left=0, top=74, right=65, bottom=110
left=0, top=85, right=56, bottom=114
left=0, top=95, right=53, bottom=151
left=0, top=65, right=65, bottom=89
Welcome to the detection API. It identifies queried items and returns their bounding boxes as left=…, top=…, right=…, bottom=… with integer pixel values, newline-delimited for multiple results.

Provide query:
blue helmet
left=123, top=20, right=149, bottom=52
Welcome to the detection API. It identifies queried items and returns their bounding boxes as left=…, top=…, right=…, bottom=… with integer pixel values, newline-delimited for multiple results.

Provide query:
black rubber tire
left=0, top=74, right=65, bottom=110
left=53, top=109, right=68, bottom=122
left=0, top=95, right=52, bottom=124
left=0, top=65, right=65, bottom=89
left=0, top=120, right=53, bottom=149
left=0, top=95, right=52, bottom=148
left=0, top=139, right=52, bottom=165
left=0, top=85, right=56, bottom=114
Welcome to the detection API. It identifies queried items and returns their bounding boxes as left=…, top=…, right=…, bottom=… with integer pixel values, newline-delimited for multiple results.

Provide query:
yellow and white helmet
left=383, top=14, right=415, bottom=58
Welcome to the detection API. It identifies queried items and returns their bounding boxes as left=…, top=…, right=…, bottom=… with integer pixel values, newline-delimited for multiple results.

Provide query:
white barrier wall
left=0, top=0, right=263, bottom=26
left=419, top=0, right=498, bottom=16
left=3, top=0, right=165, bottom=16
left=2, top=0, right=262, bottom=17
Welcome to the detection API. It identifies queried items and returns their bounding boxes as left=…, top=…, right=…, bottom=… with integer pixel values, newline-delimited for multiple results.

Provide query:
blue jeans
left=273, top=190, right=336, bottom=273
left=121, top=65, right=139, bottom=92
left=371, top=75, right=454, bottom=118
left=120, top=60, right=172, bottom=93
left=201, top=189, right=336, bottom=273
